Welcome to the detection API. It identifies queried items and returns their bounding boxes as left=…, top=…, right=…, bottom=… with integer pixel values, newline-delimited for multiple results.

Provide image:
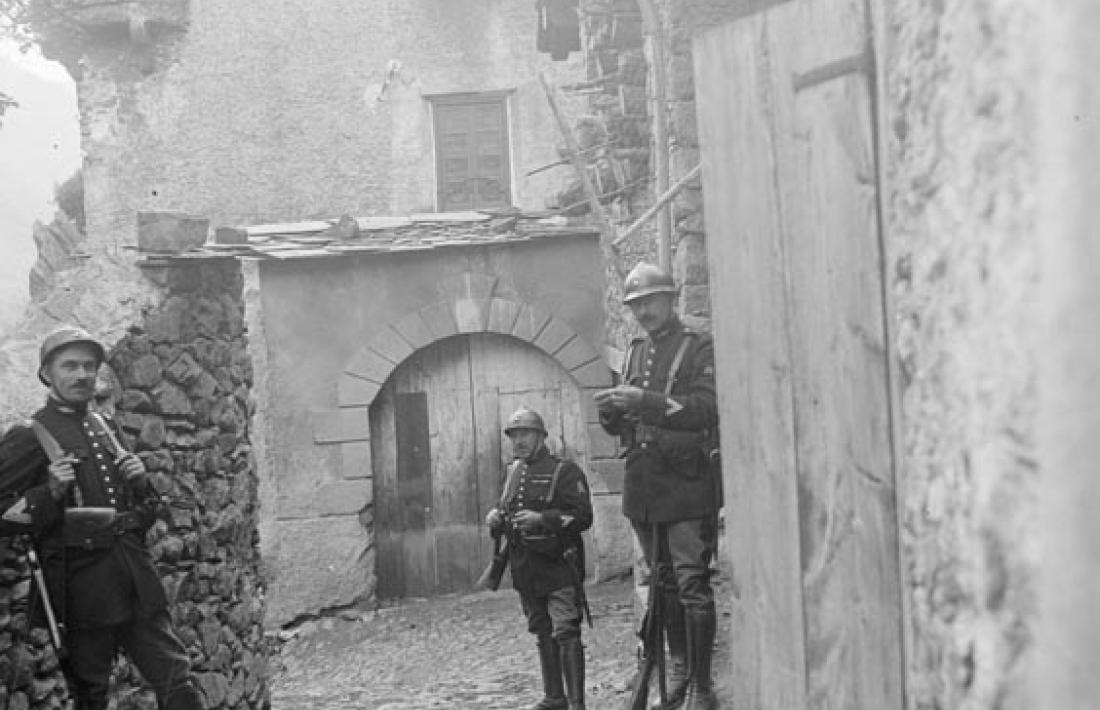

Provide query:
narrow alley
left=271, top=573, right=733, bottom=710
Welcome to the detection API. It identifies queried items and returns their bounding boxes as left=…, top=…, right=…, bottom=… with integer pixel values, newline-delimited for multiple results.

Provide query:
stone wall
left=882, top=1, right=1040, bottom=707
left=573, top=0, right=739, bottom=349
left=0, top=259, right=268, bottom=709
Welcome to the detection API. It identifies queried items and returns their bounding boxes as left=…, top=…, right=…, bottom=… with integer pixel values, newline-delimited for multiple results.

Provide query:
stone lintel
left=487, top=298, right=522, bottom=334
left=454, top=298, right=491, bottom=333
left=370, top=327, right=415, bottom=365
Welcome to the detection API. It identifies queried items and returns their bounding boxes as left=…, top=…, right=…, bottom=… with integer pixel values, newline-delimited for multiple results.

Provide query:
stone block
left=453, top=298, right=491, bottom=333
left=555, top=335, right=601, bottom=373
left=453, top=272, right=498, bottom=301
left=590, top=494, right=632, bottom=582
left=337, top=374, right=380, bottom=407
left=316, top=480, right=372, bottom=516
left=345, top=348, right=393, bottom=384
left=420, top=302, right=458, bottom=340
left=341, top=441, right=372, bottom=479
left=571, top=358, right=614, bottom=389
left=264, top=516, right=375, bottom=627
left=312, top=407, right=370, bottom=444
left=391, top=311, right=435, bottom=350
left=533, top=316, right=576, bottom=356
left=487, top=298, right=522, bottom=334
left=587, top=422, right=620, bottom=458
left=137, top=212, right=209, bottom=253
left=587, top=458, right=625, bottom=494
left=369, top=327, right=414, bottom=365
left=511, top=305, right=551, bottom=343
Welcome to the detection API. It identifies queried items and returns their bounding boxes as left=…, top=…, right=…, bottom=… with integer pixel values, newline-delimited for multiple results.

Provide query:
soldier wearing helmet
left=595, top=262, right=721, bottom=710
left=485, top=407, right=593, bottom=710
left=0, top=326, right=204, bottom=710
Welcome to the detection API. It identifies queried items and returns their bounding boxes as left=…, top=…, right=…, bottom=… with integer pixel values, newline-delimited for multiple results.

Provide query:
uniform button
left=641, top=443, right=649, bottom=449
left=92, top=442, right=99, bottom=448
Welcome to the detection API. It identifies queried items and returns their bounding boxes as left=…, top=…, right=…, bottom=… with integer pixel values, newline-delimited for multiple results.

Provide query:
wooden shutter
left=433, top=98, right=511, bottom=211
left=696, top=1, right=904, bottom=709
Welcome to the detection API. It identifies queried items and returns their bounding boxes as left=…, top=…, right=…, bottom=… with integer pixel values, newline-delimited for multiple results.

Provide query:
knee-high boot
left=559, top=636, right=586, bottom=710
left=682, top=605, right=719, bottom=710
left=533, top=635, right=567, bottom=710
left=650, top=592, right=688, bottom=710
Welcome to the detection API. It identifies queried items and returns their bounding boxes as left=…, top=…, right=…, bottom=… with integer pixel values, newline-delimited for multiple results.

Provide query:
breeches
left=632, top=517, right=717, bottom=610
left=64, top=610, right=199, bottom=710
left=520, top=585, right=582, bottom=642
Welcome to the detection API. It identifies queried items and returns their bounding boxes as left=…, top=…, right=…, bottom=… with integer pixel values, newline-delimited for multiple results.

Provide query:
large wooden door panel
left=696, top=0, right=903, bottom=708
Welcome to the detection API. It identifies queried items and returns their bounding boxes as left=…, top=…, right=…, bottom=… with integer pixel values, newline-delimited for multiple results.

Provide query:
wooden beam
left=637, top=0, right=672, bottom=270
left=613, top=164, right=701, bottom=247
left=538, top=72, right=625, bottom=278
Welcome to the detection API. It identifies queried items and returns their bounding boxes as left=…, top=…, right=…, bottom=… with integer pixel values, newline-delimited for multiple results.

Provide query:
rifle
left=476, top=530, right=509, bottom=591
left=563, top=546, right=592, bottom=628
left=25, top=547, right=65, bottom=657
left=624, top=527, right=667, bottom=710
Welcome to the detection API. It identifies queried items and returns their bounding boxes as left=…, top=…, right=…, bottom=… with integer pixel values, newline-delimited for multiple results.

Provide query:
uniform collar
left=45, top=394, right=88, bottom=417
left=647, top=316, right=683, bottom=344
left=525, top=445, right=551, bottom=465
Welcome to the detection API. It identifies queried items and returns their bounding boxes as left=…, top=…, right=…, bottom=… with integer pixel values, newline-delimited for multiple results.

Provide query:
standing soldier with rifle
left=484, top=407, right=594, bottom=710
left=595, top=263, right=721, bottom=710
left=0, top=326, right=204, bottom=710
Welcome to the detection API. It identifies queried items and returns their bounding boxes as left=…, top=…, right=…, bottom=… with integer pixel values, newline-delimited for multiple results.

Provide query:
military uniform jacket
left=500, top=447, right=593, bottom=596
left=599, top=317, right=719, bottom=523
left=0, top=397, right=166, bottom=630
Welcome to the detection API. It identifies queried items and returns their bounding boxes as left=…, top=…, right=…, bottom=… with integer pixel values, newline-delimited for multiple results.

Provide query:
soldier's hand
left=601, top=385, right=644, bottom=411
left=485, top=508, right=503, bottom=529
left=47, top=455, right=79, bottom=501
left=512, top=510, right=543, bottom=531
left=594, top=388, right=620, bottom=413
left=117, top=452, right=149, bottom=490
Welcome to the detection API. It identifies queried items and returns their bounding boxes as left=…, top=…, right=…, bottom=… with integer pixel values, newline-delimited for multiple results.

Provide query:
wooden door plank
left=372, top=386, right=405, bottom=598
left=695, top=9, right=808, bottom=709
left=781, top=0, right=904, bottom=707
left=395, top=391, right=433, bottom=598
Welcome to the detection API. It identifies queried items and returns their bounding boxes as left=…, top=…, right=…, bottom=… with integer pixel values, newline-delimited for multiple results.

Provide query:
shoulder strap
left=543, top=461, right=566, bottom=504
left=30, top=421, right=64, bottom=463
left=86, top=412, right=126, bottom=459
left=499, top=459, right=525, bottom=509
left=665, top=332, right=695, bottom=396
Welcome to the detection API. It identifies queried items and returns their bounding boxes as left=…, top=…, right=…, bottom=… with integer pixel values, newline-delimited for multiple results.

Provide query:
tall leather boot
left=682, top=605, right=719, bottom=710
left=651, top=592, right=688, bottom=710
left=559, top=636, right=586, bottom=710
left=533, top=635, right=567, bottom=710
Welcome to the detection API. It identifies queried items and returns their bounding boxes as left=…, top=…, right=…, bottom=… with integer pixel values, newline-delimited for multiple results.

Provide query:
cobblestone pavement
left=271, top=573, right=734, bottom=710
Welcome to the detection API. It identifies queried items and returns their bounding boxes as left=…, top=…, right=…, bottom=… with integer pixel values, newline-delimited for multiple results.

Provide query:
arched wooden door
left=370, top=332, right=585, bottom=599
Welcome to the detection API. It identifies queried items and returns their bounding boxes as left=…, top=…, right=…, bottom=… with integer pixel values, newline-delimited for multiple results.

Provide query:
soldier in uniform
left=485, top=408, right=594, bottom=710
left=595, top=263, right=721, bottom=710
left=0, top=326, right=204, bottom=710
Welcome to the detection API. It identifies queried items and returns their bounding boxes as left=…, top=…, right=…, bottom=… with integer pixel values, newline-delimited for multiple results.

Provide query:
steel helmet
left=503, top=407, right=547, bottom=436
left=38, top=325, right=106, bottom=385
left=622, top=262, right=677, bottom=304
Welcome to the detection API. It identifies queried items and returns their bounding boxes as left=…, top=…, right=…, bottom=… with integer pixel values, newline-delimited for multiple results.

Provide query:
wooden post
left=538, top=72, right=625, bottom=279
left=638, top=0, right=672, bottom=270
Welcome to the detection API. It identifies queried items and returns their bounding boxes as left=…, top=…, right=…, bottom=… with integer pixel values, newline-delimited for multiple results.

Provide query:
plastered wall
left=75, top=0, right=588, bottom=252
left=882, top=1, right=1041, bottom=707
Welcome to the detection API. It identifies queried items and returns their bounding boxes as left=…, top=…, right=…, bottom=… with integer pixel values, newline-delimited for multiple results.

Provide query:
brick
left=337, top=374, right=380, bottom=407
left=453, top=298, right=490, bottom=333
left=369, top=327, right=414, bottom=365
left=312, top=407, right=370, bottom=444
left=420, top=302, right=458, bottom=339
left=341, top=441, right=373, bottom=479
left=391, top=311, right=435, bottom=350
left=345, top=348, right=393, bottom=383
left=533, top=316, right=576, bottom=356
left=487, top=298, right=522, bottom=334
